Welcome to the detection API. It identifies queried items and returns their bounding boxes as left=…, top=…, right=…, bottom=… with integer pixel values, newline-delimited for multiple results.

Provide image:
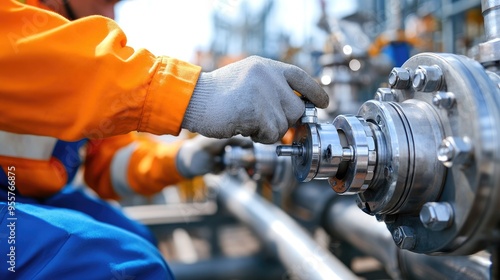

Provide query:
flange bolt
left=412, top=65, right=443, bottom=92
left=419, top=202, right=454, bottom=231
left=388, top=67, right=411, bottom=89
left=392, top=226, right=416, bottom=250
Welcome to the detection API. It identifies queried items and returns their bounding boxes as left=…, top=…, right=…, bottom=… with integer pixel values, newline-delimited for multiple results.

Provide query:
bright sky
left=115, top=0, right=355, bottom=63
left=115, top=0, right=214, bottom=62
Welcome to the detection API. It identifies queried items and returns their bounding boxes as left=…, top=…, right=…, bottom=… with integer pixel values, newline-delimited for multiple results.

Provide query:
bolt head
left=388, top=67, right=411, bottom=89
left=437, top=141, right=455, bottom=163
left=437, top=137, right=472, bottom=167
left=392, top=226, right=416, bottom=250
left=432, top=91, right=456, bottom=109
left=419, top=202, right=454, bottom=231
left=375, top=88, right=397, bottom=102
left=412, top=65, right=443, bottom=92
left=412, top=69, right=426, bottom=91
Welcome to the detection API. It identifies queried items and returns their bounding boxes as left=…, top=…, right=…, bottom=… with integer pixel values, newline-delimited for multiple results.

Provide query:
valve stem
left=276, top=144, right=303, bottom=157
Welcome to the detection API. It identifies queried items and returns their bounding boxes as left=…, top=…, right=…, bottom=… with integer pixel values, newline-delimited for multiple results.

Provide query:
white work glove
left=181, top=56, right=329, bottom=144
left=176, top=135, right=253, bottom=178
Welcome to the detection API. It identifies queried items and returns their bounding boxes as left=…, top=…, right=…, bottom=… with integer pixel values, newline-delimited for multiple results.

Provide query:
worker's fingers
left=283, top=66, right=329, bottom=109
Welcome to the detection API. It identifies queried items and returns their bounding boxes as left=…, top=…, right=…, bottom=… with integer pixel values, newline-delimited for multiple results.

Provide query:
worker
left=0, top=0, right=329, bottom=279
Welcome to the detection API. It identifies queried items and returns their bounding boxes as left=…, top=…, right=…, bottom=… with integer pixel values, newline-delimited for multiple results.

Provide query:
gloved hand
left=176, top=135, right=253, bottom=178
left=181, top=56, right=329, bottom=144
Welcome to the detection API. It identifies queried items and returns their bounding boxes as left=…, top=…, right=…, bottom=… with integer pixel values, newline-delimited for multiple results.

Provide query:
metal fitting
left=276, top=145, right=303, bottom=157
left=482, top=0, right=500, bottom=41
left=437, top=137, right=472, bottom=168
left=374, top=88, right=397, bottom=102
left=388, top=67, right=411, bottom=89
left=301, top=103, right=318, bottom=123
left=432, top=91, right=456, bottom=109
left=328, top=116, right=376, bottom=194
left=412, top=65, right=443, bottom=92
left=419, top=202, right=454, bottom=231
left=392, top=226, right=416, bottom=250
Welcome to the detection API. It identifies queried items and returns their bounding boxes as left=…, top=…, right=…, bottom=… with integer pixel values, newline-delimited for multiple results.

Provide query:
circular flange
left=358, top=99, right=446, bottom=216
left=358, top=100, right=411, bottom=214
left=383, top=53, right=500, bottom=254
left=292, top=123, right=320, bottom=182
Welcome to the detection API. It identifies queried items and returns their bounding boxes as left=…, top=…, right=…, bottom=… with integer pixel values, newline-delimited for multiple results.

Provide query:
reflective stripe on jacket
left=0, top=131, right=87, bottom=197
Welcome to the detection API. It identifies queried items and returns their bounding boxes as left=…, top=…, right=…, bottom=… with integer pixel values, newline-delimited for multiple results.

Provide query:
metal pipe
left=482, top=0, right=500, bottom=40
left=398, top=250, right=491, bottom=280
left=323, top=196, right=491, bottom=280
left=478, top=0, right=500, bottom=65
left=213, top=174, right=359, bottom=280
left=323, top=196, right=402, bottom=279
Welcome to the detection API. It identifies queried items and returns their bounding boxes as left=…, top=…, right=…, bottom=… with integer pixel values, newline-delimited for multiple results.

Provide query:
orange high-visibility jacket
left=0, top=0, right=202, bottom=198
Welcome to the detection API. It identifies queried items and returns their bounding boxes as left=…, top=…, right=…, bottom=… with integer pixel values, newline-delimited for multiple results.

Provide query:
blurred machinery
left=317, top=18, right=376, bottom=117
left=317, top=0, right=385, bottom=118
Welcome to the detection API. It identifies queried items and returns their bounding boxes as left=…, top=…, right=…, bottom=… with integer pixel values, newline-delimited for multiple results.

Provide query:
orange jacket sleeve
left=0, top=0, right=201, bottom=140
left=84, top=133, right=185, bottom=200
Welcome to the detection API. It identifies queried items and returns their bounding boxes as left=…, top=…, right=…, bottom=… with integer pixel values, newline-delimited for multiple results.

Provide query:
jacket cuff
left=139, top=56, right=202, bottom=136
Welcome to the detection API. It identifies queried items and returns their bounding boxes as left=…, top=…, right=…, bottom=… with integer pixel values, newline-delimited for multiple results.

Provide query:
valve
left=278, top=52, right=500, bottom=255
left=278, top=107, right=376, bottom=194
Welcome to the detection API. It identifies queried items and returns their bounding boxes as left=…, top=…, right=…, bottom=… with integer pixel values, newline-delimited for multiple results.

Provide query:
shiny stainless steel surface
left=478, top=0, right=500, bottom=64
left=324, top=196, right=402, bottom=279
left=395, top=53, right=500, bottom=254
left=329, top=115, right=376, bottom=194
left=224, top=143, right=293, bottom=187
left=212, top=174, right=359, bottom=280
left=324, top=196, right=491, bottom=280
left=398, top=250, right=491, bottom=280
left=482, top=0, right=500, bottom=41
left=419, top=202, right=455, bottom=231
left=278, top=52, right=500, bottom=254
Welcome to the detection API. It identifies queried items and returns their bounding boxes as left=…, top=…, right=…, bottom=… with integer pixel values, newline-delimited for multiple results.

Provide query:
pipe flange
left=329, top=115, right=376, bottom=194
left=292, top=123, right=320, bottom=182
left=384, top=53, right=500, bottom=254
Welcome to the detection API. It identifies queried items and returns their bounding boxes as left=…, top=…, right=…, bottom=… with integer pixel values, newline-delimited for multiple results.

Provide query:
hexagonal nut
left=437, top=136, right=472, bottom=167
left=392, top=226, right=416, bottom=250
left=374, top=88, right=397, bottom=102
left=419, top=202, right=454, bottom=231
left=412, top=65, right=443, bottom=92
left=432, top=91, right=456, bottom=109
left=388, top=67, right=411, bottom=89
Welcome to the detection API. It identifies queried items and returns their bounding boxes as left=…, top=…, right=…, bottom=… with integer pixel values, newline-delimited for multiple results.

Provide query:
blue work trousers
left=0, top=187, right=174, bottom=279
